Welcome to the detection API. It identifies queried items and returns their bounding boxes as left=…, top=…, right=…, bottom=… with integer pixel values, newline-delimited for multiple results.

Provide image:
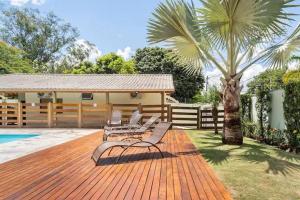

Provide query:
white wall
left=24, top=92, right=163, bottom=105
left=270, top=89, right=285, bottom=130
left=251, top=96, right=258, bottom=123
left=250, top=90, right=286, bottom=130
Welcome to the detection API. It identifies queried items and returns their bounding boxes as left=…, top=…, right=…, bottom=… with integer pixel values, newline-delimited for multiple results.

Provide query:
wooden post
left=106, top=92, right=110, bottom=104
left=167, top=104, right=172, bottom=122
left=47, top=102, right=53, bottom=128
left=138, top=103, right=142, bottom=113
left=197, top=106, right=201, bottom=130
left=78, top=103, right=82, bottom=128
left=161, top=92, right=165, bottom=121
left=17, top=102, right=23, bottom=128
left=138, top=103, right=142, bottom=123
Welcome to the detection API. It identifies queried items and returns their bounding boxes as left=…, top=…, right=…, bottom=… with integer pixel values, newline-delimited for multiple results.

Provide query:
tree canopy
left=133, top=47, right=204, bottom=102
left=70, top=53, right=136, bottom=74
left=0, top=41, right=33, bottom=74
left=56, top=40, right=99, bottom=73
left=0, top=8, right=79, bottom=72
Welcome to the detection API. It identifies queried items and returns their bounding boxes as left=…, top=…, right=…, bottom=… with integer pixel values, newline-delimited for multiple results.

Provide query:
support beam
left=161, top=92, right=165, bottom=121
left=78, top=103, right=82, bottom=128
left=53, top=91, right=57, bottom=103
left=17, top=102, right=23, bottom=128
left=106, top=92, right=110, bottom=104
left=47, top=102, right=53, bottom=128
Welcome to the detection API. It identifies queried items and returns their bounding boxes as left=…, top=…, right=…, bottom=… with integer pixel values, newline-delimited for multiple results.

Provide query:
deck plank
left=0, top=130, right=232, bottom=200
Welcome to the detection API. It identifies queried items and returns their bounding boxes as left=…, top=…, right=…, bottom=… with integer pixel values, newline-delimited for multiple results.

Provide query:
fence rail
left=0, top=102, right=224, bottom=129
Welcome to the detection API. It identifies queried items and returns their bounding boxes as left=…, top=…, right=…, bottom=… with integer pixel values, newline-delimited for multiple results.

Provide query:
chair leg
left=115, top=147, right=130, bottom=164
left=108, top=147, right=113, bottom=156
left=151, top=144, right=164, bottom=158
left=103, top=134, right=107, bottom=141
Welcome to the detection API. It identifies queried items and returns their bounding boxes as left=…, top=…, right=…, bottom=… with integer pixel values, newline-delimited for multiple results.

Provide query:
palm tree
left=147, top=0, right=300, bottom=144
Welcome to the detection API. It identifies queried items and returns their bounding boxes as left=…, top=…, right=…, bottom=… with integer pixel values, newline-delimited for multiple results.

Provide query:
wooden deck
left=0, top=130, right=231, bottom=200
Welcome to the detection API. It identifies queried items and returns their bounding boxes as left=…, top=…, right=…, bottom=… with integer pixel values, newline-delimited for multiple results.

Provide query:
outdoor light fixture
left=31, top=103, right=36, bottom=107
left=93, top=103, right=97, bottom=107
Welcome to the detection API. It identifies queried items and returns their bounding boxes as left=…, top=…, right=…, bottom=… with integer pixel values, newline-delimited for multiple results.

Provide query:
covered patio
left=0, top=129, right=231, bottom=200
left=0, top=74, right=174, bottom=128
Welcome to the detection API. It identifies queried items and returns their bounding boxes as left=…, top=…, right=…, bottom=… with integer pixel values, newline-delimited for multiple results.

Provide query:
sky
left=1, top=0, right=300, bottom=91
left=1, top=0, right=165, bottom=59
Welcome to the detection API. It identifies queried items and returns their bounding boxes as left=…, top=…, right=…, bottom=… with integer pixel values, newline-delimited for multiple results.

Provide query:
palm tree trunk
left=222, top=77, right=243, bottom=145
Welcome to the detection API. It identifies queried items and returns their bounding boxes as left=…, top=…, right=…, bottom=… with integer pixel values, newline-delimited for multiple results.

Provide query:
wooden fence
left=0, top=102, right=224, bottom=129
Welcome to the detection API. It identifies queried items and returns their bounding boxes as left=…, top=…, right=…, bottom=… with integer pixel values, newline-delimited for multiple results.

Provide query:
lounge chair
left=103, top=115, right=159, bottom=141
left=92, top=122, right=171, bottom=165
left=107, top=110, right=122, bottom=126
left=104, top=110, right=142, bottom=131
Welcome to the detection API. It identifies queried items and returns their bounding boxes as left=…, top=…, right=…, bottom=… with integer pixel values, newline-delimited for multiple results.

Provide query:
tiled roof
left=0, top=74, right=174, bottom=92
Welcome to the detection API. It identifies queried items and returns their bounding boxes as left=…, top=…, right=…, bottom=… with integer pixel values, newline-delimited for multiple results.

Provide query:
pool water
left=0, top=134, right=39, bottom=144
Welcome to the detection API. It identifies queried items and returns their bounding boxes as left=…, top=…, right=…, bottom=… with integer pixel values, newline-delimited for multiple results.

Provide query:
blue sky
left=1, top=0, right=300, bottom=89
left=1, top=0, right=166, bottom=57
left=1, top=0, right=300, bottom=58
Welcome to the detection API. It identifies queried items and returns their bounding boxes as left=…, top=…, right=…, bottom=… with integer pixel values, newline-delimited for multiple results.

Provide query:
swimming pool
left=0, top=134, right=39, bottom=144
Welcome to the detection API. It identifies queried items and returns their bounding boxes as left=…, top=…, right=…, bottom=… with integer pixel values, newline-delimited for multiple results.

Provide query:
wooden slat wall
left=0, top=103, right=18, bottom=127
left=53, top=103, right=78, bottom=128
left=200, top=109, right=224, bottom=130
left=0, top=103, right=224, bottom=129
left=82, top=103, right=110, bottom=128
left=171, top=106, right=200, bottom=129
left=141, top=105, right=169, bottom=122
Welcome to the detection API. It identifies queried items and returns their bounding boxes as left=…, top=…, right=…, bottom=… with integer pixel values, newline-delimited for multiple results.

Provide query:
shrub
left=282, top=70, right=300, bottom=152
left=247, top=69, right=286, bottom=137
left=242, top=120, right=258, bottom=138
left=240, top=94, right=252, bottom=122
left=263, top=128, right=288, bottom=148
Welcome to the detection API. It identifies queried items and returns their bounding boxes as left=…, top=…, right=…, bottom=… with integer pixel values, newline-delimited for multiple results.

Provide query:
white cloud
left=31, top=0, right=45, bottom=5
left=239, top=64, right=266, bottom=92
left=10, top=0, right=29, bottom=6
left=88, top=48, right=102, bottom=62
left=116, top=46, right=134, bottom=60
left=10, top=0, right=45, bottom=6
left=74, top=39, right=102, bottom=62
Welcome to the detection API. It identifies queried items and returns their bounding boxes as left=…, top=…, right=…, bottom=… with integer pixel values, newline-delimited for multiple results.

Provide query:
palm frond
left=147, top=0, right=211, bottom=74
left=264, top=24, right=300, bottom=69
left=197, top=0, right=297, bottom=49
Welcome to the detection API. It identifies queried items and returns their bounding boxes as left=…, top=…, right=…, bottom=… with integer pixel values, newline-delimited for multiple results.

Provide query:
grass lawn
left=187, top=130, right=300, bottom=200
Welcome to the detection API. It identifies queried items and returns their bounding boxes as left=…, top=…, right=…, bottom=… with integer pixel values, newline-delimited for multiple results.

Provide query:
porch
left=0, top=129, right=231, bottom=200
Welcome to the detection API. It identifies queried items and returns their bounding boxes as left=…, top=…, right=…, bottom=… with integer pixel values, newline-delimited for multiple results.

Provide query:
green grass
left=187, top=130, right=300, bottom=200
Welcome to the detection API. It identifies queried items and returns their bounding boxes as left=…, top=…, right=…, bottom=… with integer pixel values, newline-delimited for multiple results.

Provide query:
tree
left=0, top=41, right=33, bottom=74
left=147, top=0, right=299, bottom=144
left=70, top=61, right=96, bottom=74
left=96, top=53, right=136, bottom=74
left=70, top=53, right=136, bottom=74
left=134, top=47, right=204, bottom=102
left=56, top=40, right=99, bottom=73
left=0, top=8, right=78, bottom=72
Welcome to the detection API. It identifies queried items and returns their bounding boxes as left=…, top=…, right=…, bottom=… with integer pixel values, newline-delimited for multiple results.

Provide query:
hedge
left=282, top=70, right=300, bottom=152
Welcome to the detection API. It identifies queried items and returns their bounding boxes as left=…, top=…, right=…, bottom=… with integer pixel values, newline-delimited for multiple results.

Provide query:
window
left=82, top=93, right=93, bottom=100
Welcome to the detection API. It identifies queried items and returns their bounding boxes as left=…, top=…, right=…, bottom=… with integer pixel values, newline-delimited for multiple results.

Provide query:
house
left=0, top=74, right=174, bottom=128
left=0, top=74, right=174, bottom=105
